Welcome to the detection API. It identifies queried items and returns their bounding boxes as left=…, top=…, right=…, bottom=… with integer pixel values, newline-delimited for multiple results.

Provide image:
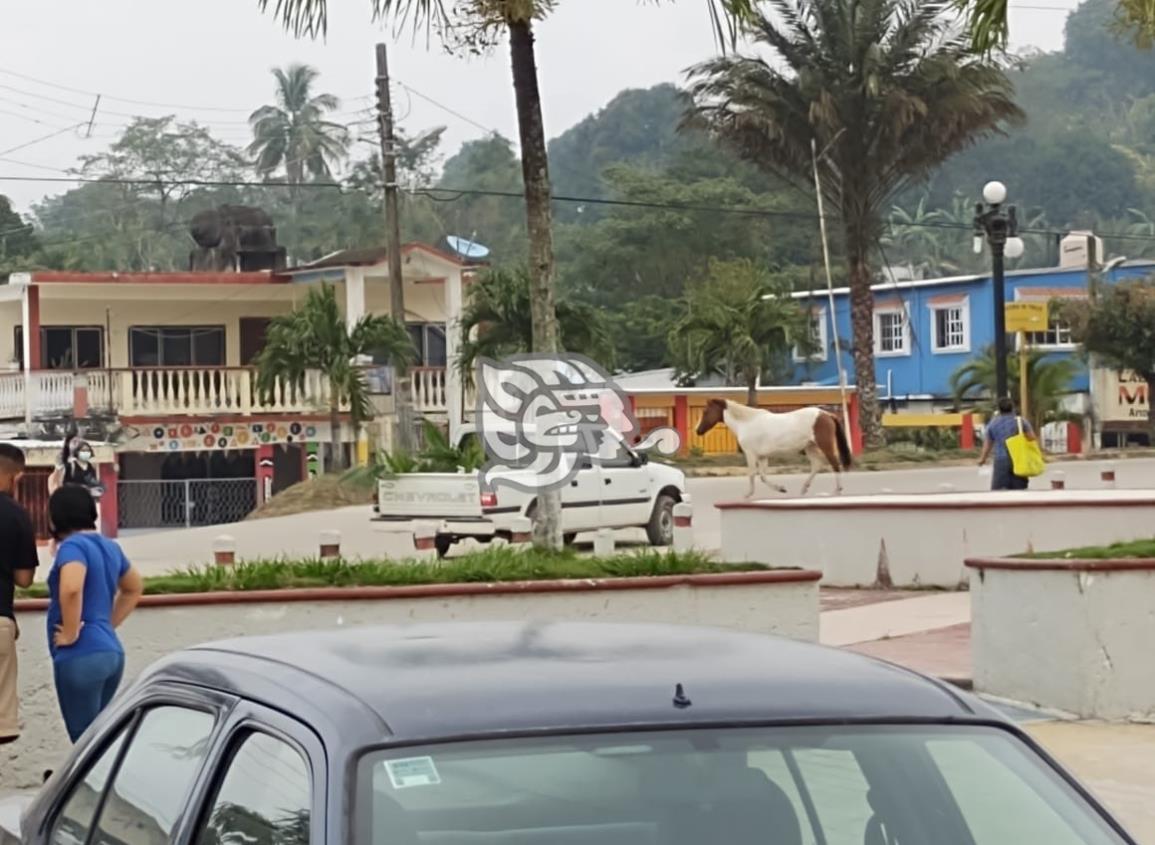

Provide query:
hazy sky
left=1, top=0, right=1082, bottom=214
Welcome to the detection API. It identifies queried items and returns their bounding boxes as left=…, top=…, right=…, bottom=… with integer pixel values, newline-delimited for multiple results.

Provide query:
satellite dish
left=445, top=235, right=490, bottom=261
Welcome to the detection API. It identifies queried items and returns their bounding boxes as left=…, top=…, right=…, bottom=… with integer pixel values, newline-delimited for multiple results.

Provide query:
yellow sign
left=1005, top=301, right=1048, bottom=333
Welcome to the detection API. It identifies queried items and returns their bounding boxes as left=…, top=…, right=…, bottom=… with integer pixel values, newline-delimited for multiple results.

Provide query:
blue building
left=787, top=259, right=1155, bottom=418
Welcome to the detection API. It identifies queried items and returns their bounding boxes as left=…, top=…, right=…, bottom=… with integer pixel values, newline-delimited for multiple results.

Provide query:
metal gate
left=118, top=478, right=259, bottom=529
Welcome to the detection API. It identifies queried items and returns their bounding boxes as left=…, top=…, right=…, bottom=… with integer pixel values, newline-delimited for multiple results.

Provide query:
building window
left=405, top=323, right=448, bottom=367
left=874, top=308, right=909, bottom=356
left=931, top=300, right=969, bottom=353
left=1022, top=314, right=1075, bottom=349
left=793, top=307, right=828, bottom=362
left=129, top=326, right=226, bottom=367
left=13, top=326, right=105, bottom=369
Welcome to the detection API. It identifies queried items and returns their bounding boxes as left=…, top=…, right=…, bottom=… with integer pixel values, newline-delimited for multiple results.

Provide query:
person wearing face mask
left=48, top=433, right=104, bottom=536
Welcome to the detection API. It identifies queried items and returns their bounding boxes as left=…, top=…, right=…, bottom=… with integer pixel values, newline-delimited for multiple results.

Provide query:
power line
left=5, top=172, right=1155, bottom=245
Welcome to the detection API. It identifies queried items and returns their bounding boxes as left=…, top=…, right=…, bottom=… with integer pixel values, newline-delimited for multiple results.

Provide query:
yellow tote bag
left=1007, top=417, right=1045, bottom=478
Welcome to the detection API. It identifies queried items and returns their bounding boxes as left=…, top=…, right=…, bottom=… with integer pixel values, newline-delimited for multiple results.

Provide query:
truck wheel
left=434, top=536, right=454, bottom=559
left=645, top=494, right=677, bottom=547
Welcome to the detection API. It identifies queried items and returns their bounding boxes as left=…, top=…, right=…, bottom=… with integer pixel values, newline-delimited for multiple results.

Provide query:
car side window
left=195, top=731, right=312, bottom=845
left=50, top=727, right=130, bottom=845
left=88, top=706, right=215, bottom=844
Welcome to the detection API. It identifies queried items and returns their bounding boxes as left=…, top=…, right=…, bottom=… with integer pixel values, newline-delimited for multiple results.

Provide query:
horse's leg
left=816, top=434, right=844, bottom=495
left=757, top=457, right=787, bottom=494
left=744, top=452, right=758, bottom=499
left=800, top=445, right=823, bottom=495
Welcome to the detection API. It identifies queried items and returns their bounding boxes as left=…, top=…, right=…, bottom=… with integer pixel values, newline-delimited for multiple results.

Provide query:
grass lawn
left=17, top=548, right=768, bottom=600
left=1016, top=538, right=1155, bottom=560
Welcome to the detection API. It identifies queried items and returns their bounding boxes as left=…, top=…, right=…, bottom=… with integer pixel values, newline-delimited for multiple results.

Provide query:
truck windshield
left=355, top=725, right=1127, bottom=845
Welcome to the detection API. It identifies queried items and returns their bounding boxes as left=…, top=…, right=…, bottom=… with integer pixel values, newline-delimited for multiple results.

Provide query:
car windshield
left=356, top=725, right=1127, bottom=845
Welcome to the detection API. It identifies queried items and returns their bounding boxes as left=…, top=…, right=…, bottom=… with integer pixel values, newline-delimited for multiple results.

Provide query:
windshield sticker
left=385, top=756, right=442, bottom=789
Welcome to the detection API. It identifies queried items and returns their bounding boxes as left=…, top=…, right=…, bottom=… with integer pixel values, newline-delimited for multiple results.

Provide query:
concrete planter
left=718, top=490, right=1155, bottom=588
left=2, top=569, right=820, bottom=787
left=967, top=556, right=1155, bottom=720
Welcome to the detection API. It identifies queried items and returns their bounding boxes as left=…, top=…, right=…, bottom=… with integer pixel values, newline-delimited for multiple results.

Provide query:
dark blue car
left=0, top=622, right=1136, bottom=844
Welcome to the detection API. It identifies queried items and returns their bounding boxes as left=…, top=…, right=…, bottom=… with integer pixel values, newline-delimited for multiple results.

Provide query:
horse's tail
left=832, top=413, right=853, bottom=469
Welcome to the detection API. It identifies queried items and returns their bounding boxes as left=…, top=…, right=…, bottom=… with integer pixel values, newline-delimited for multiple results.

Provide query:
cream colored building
left=0, top=242, right=476, bottom=534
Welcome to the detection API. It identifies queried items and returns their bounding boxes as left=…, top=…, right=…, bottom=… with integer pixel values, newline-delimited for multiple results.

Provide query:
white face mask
left=77, top=451, right=92, bottom=462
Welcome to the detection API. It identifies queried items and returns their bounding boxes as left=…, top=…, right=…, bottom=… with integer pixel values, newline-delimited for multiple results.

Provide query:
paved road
left=58, top=456, right=1155, bottom=576
left=681, top=456, right=1155, bottom=552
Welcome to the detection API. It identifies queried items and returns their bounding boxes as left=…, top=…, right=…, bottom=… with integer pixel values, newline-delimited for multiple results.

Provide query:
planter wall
left=1, top=569, right=819, bottom=788
left=719, top=490, right=1155, bottom=588
left=967, top=557, right=1155, bottom=720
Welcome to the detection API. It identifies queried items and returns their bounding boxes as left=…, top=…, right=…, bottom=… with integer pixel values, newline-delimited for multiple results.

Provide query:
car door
left=560, top=456, right=606, bottom=532
left=32, top=683, right=234, bottom=845
left=597, top=444, right=653, bottom=527
left=182, top=702, right=326, bottom=845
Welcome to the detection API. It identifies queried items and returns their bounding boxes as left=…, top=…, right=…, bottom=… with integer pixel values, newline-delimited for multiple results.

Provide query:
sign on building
left=1093, top=368, right=1150, bottom=423
left=1005, top=301, right=1049, bottom=333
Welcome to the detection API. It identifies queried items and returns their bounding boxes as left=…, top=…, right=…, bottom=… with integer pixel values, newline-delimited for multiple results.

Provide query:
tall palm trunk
left=508, top=16, right=562, bottom=551
left=845, top=235, right=884, bottom=448
left=329, top=399, right=346, bottom=472
left=745, top=373, right=758, bottom=407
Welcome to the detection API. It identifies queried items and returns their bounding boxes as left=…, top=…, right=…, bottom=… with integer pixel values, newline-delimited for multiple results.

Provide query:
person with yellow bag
left=977, top=397, right=1045, bottom=490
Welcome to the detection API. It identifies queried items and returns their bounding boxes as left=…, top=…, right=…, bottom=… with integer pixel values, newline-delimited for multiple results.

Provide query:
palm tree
left=668, top=258, right=809, bottom=406
left=248, top=64, right=350, bottom=186
left=457, top=266, right=613, bottom=384
left=960, top=0, right=1153, bottom=53
left=257, top=0, right=758, bottom=552
left=950, top=345, right=1079, bottom=432
left=256, top=284, right=413, bottom=471
left=685, top=0, right=1023, bottom=448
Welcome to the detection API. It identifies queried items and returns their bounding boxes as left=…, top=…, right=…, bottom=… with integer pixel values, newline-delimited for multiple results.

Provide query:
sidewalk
left=825, top=590, right=1155, bottom=840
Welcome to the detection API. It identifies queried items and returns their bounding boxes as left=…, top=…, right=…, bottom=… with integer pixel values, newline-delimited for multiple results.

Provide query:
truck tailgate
left=376, top=474, right=484, bottom=519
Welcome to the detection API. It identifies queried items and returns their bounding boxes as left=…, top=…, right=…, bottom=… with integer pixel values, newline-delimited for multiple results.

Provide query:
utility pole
left=376, top=42, right=414, bottom=453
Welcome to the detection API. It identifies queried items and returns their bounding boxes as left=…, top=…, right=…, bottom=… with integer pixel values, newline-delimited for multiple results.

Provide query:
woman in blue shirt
left=47, top=486, right=144, bottom=742
left=977, top=397, right=1038, bottom=491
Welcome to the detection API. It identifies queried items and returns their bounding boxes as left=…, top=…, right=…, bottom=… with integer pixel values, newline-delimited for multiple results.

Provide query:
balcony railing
left=0, top=367, right=343, bottom=420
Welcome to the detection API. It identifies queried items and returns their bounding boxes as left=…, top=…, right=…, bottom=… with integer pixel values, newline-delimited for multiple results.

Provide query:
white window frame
left=793, top=306, right=829, bottom=363
left=929, top=298, right=971, bottom=354
left=873, top=306, right=911, bottom=358
left=1013, top=293, right=1079, bottom=351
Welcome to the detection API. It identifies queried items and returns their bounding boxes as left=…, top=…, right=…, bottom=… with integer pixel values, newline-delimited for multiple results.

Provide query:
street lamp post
left=973, top=181, right=1025, bottom=401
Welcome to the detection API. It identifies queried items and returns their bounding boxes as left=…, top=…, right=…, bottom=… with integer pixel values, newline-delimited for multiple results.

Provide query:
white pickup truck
left=372, top=425, right=689, bottom=557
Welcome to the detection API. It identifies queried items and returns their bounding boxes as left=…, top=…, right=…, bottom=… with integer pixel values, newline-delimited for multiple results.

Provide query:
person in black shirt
left=0, top=443, right=40, bottom=744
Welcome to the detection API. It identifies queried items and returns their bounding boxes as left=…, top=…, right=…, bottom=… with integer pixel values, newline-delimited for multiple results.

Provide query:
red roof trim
left=928, top=294, right=967, bottom=306
left=1016, top=287, right=1088, bottom=300
left=28, top=271, right=288, bottom=285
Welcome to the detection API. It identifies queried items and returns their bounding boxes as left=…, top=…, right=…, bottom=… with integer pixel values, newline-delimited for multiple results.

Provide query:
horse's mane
left=721, top=400, right=766, bottom=421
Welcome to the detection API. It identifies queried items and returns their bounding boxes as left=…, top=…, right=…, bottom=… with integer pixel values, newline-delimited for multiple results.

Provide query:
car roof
left=164, top=622, right=1006, bottom=744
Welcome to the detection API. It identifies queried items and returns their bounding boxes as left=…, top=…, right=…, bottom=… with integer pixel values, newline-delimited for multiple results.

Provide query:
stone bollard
left=509, top=516, right=533, bottom=546
left=672, top=503, right=693, bottom=552
left=1050, top=471, right=1066, bottom=491
left=413, top=521, right=438, bottom=559
left=319, top=530, right=341, bottom=560
left=593, top=527, right=616, bottom=556
left=1101, top=463, right=1117, bottom=488
left=212, top=535, right=236, bottom=567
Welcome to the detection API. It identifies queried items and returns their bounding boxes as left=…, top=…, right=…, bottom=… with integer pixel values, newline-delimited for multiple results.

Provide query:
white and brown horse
left=696, top=398, right=853, bottom=497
